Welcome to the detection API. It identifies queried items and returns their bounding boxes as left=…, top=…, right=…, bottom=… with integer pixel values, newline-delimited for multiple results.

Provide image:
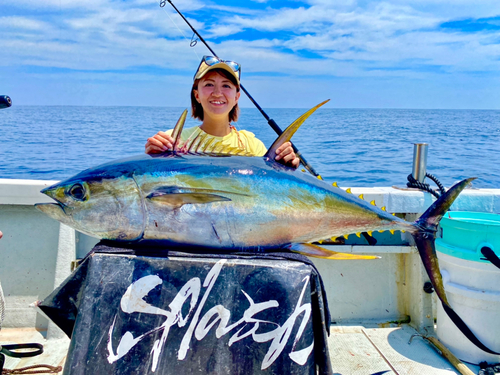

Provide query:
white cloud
left=0, top=16, right=49, bottom=30
left=206, top=1, right=500, bottom=77
left=2, top=0, right=109, bottom=10
left=2, top=0, right=499, bottom=107
left=207, top=24, right=244, bottom=38
left=385, top=0, right=500, bottom=19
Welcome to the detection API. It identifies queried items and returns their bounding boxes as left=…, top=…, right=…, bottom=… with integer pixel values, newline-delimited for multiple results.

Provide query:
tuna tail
left=414, top=177, right=500, bottom=355
left=264, top=99, right=330, bottom=161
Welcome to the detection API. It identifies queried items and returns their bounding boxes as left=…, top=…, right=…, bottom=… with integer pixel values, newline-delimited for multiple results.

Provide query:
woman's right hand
left=145, top=132, right=175, bottom=154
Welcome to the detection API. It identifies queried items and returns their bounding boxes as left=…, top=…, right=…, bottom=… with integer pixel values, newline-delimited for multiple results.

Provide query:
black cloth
left=40, top=242, right=333, bottom=375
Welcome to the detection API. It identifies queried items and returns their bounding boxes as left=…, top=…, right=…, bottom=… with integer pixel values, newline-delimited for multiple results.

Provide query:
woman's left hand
left=275, top=142, right=300, bottom=168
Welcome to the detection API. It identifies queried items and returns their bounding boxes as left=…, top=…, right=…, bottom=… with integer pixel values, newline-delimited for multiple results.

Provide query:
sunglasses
left=194, top=56, right=241, bottom=80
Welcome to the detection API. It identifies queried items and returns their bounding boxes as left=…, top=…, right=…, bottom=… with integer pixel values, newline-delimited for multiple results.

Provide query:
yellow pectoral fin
left=148, top=192, right=231, bottom=208
left=146, top=186, right=242, bottom=208
left=287, top=243, right=380, bottom=260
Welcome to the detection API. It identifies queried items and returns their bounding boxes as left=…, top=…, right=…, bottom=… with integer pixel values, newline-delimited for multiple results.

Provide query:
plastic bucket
left=435, top=211, right=500, bottom=365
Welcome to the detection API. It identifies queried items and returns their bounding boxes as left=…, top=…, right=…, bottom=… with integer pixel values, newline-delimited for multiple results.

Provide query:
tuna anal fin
left=264, top=99, right=330, bottom=161
left=287, top=243, right=380, bottom=260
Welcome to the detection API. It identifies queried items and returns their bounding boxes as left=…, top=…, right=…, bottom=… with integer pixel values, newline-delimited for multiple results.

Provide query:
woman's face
left=193, top=71, right=240, bottom=121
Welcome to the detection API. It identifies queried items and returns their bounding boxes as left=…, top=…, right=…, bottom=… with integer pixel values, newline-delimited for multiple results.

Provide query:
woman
left=145, top=56, right=300, bottom=168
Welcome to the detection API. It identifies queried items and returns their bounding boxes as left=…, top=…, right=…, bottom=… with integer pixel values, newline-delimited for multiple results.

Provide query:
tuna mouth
left=38, top=186, right=69, bottom=211
left=34, top=202, right=68, bottom=219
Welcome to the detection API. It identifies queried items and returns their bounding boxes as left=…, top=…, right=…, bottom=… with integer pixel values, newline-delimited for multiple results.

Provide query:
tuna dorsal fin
left=287, top=243, right=379, bottom=260
left=264, top=99, right=330, bottom=160
left=171, top=109, right=188, bottom=151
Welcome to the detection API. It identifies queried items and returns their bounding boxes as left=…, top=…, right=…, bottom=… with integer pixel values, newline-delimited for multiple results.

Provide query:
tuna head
left=35, top=172, right=144, bottom=241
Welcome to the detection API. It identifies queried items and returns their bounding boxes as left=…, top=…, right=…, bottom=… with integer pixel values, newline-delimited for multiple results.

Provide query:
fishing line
left=159, top=2, right=201, bottom=61
left=61, top=115, right=67, bottom=179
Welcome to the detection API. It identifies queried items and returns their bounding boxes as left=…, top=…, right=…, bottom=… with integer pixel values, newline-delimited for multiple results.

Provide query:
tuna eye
left=69, top=184, right=86, bottom=201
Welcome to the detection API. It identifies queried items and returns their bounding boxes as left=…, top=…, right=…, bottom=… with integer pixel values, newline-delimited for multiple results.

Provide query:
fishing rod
left=161, top=0, right=321, bottom=177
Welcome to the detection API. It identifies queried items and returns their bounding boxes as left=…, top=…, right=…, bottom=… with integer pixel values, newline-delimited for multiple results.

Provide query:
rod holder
left=412, top=143, right=428, bottom=183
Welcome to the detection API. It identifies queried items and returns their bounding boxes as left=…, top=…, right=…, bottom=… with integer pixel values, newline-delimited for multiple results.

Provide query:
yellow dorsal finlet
left=382, top=206, right=387, bottom=211
left=346, top=188, right=352, bottom=194
left=332, top=182, right=338, bottom=187
left=389, top=230, right=395, bottom=235
left=317, top=175, right=323, bottom=180
left=356, top=232, right=361, bottom=238
left=370, top=200, right=376, bottom=206
left=202, top=138, right=216, bottom=152
left=331, top=236, right=337, bottom=242
left=343, top=234, right=349, bottom=239
left=358, top=194, right=364, bottom=200
left=367, top=231, right=373, bottom=236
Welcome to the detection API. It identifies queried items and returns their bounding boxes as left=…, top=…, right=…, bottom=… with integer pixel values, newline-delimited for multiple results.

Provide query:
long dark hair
left=191, top=68, right=240, bottom=122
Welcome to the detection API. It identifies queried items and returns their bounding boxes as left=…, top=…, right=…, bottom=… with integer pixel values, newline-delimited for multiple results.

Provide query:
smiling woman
left=144, top=56, right=300, bottom=168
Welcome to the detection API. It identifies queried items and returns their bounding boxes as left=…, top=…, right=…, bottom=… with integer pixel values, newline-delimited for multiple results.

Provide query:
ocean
left=0, top=106, right=498, bottom=188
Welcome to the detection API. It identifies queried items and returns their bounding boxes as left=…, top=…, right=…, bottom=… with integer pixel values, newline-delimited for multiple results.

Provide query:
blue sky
left=1, top=0, right=499, bottom=109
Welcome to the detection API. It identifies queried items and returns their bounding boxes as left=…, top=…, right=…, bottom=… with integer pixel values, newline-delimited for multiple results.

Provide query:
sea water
left=0, top=106, right=498, bottom=188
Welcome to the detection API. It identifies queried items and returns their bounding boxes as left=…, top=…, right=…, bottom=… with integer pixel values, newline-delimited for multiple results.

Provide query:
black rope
left=426, top=173, right=446, bottom=195
left=0, top=344, right=43, bottom=358
left=406, top=173, right=445, bottom=198
left=479, top=362, right=500, bottom=375
left=0, top=344, right=59, bottom=374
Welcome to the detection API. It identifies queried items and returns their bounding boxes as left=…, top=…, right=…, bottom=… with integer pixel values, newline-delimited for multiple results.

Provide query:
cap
left=194, top=56, right=241, bottom=86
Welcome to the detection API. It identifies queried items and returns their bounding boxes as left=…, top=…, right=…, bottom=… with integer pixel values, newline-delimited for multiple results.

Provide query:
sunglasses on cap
left=194, top=56, right=241, bottom=81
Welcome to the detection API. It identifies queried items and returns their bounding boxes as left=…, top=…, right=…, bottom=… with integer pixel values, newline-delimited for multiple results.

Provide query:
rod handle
left=426, top=337, right=475, bottom=375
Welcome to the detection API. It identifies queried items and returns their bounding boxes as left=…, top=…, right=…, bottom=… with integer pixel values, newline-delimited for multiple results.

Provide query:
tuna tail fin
left=171, top=109, right=188, bottom=151
left=413, top=177, right=475, bottom=306
left=415, top=177, right=476, bottom=234
left=264, top=99, right=330, bottom=160
left=414, top=177, right=500, bottom=355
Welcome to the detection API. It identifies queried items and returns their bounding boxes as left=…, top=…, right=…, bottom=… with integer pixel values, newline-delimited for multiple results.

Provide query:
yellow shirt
left=166, top=126, right=267, bottom=156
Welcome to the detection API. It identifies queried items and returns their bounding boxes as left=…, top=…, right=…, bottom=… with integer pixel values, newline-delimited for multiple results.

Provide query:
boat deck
left=328, top=325, right=479, bottom=374
left=0, top=328, right=69, bottom=372
left=0, top=325, right=480, bottom=374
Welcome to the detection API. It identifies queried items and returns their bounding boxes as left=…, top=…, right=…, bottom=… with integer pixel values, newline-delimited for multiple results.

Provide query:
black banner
left=40, top=245, right=332, bottom=374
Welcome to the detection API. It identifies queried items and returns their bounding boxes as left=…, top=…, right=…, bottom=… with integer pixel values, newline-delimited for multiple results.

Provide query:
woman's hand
left=145, top=132, right=175, bottom=154
left=275, top=142, right=300, bottom=168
